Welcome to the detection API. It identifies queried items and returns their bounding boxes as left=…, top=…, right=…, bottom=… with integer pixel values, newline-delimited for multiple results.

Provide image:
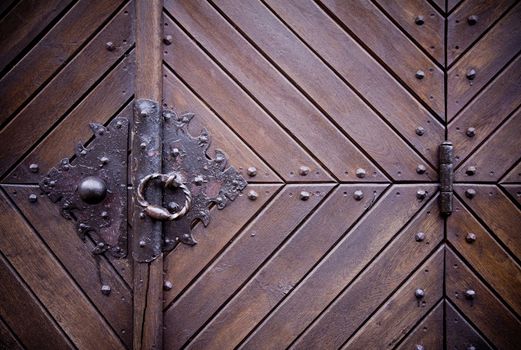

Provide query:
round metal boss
left=78, top=176, right=107, bottom=204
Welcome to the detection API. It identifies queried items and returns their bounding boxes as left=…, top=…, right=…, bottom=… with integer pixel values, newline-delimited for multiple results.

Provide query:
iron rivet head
left=466, top=166, right=477, bottom=176
left=415, top=16, right=425, bottom=25
left=465, top=188, right=476, bottom=199
left=353, top=190, right=364, bottom=201
left=415, top=232, right=426, bottom=242
left=466, top=69, right=476, bottom=80
left=415, top=70, right=425, bottom=79
left=140, top=142, right=147, bottom=149
left=355, top=168, right=366, bottom=178
left=467, top=15, right=478, bottom=25
left=101, top=285, right=111, bottom=295
left=464, top=289, right=476, bottom=300
left=466, top=127, right=476, bottom=137
left=100, top=156, right=109, bottom=164
left=416, top=164, right=427, bottom=174
left=28, top=194, right=38, bottom=203
left=116, top=121, right=123, bottom=128
left=78, top=176, right=107, bottom=204
left=139, top=240, right=146, bottom=247
left=139, top=212, right=145, bottom=219
left=163, top=280, right=173, bottom=290
left=101, top=211, right=109, bottom=218
left=182, top=233, right=190, bottom=240
left=247, top=190, right=258, bottom=201
left=467, top=345, right=477, bottom=350
left=416, top=126, right=425, bottom=136
left=29, top=163, right=39, bottom=173
left=247, top=167, right=257, bottom=177
left=163, top=34, right=173, bottom=45
left=466, top=232, right=477, bottom=243
left=299, top=166, right=310, bottom=176
left=167, top=202, right=179, bottom=212
left=171, top=148, right=180, bottom=157
left=299, top=191, right=310, bottom=201
left=416, top=190, right=427, bottom=200
left=105, top=41, right=115, bottom=51
left=193, top=175, right=204, bottom=185
left=415, top=288, right=425, bottom=299
left=415, top=345, right=425, bottom=350
left=139, top=109, right=148, bottom=117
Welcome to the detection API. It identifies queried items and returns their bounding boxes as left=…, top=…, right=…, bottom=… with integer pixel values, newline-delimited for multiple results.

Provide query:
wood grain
left=396, top=301, right=444, bottom=350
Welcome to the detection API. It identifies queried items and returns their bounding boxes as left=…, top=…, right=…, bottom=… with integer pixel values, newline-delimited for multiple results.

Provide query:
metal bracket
left=39, top=117, right=129, bottom=258
left=439, top=141, right=453, bottom=216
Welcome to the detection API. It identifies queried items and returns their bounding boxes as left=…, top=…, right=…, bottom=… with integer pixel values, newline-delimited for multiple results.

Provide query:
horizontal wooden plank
left=447, top=3, right=521, bottom=119
left=0, top=189, right=124, bottom=349
left=343, top=247, right=444, bottom=349
left=446, top=248, right=521, bottom=349
left=0, top=0, right=125, bottom=125
left=292, top=195, right=443, bottom=349
left=449, top=196, right=521, bottom=315
left=0, top=252, right=72, bottom=349
left=446, top=301, right=493, bottom=350
left=263, top=0, right=444, bottom=167
left=165, top=1, right=384, bottom=182
left=0, top=2, right=134, bottom=178
left=396, top=301, right=444, bottom=350
left=0, top=0, right=72, bottom=72
left=163, top=69, right=281, bottom=183
left=213, top=0, right=435, bottom=181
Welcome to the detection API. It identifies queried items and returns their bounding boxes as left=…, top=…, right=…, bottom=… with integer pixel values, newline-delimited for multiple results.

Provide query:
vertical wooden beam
left=132, top=0, right=163, bottom=349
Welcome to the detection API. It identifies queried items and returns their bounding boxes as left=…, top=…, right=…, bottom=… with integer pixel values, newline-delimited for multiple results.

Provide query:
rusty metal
left=162, top=108, right=247, bottom=249
left=247, top=190, right=258, bottom=201
left=247, top=167, right=257, bottom=177
left=439, top=141, right=454, bottom=216
left=39, top=117, right=129, bottom=258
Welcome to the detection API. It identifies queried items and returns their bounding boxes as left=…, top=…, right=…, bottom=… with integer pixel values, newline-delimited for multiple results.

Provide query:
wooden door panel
left=446, top=301, right=493, bottom=350
left=396, top=302, right=444, bottom=350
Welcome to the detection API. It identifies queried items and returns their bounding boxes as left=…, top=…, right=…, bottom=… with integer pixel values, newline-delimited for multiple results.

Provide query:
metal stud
left=467, top=345, right=477, bottom=350
left=464, top=289, right=476, bottom=300
left=100, top=156, right=109, bottom=164
left=466, top=232, right=477, bottom=243
left=101, top=211, right=109, bottom=219
left=140, top=142, right=147, bottom=149
left=193, top=175, right=204, bottom=186
left=415, top=70, right=425, bottom=80
left=415, top=345, right=425, bottom=350
left=247, top=167, right=257, bottom=177
left=416, top=190, right=427, bottom=200
left=415, top=232, right=426, bottom=242
left=466, top=127, right=476, bottom=137
left=167, top=202, right=179, bottom=212
left=78, top=176, right=107, bottom=204
left=29, top=163, right=39, bottom=173
left=466, top=69, right=476, bottom=80
left=171, top=148, right=180, bottom=157
left=353, top=190, right=364, bottom=201
left=105, top=41, right=115, bottom=51
left=101, top=284, right=111, bottom=295
left=299, top=166, right=310, bottom=176
left=467, top=15, right=478, bottom=25
left=415, top=288, right=425, bottom=299
left=28, top=194, right=38, bottom=203
left=465, top=188, right=476, bottom=199
left=163, top=280, right=173, bottom=291
left=416, top=164, right=427, bottom=174
left=247, top=190, right=258, bottom=201
left=355, top=168, right=366, bottom=178
left=415, top=16, right=425, bottom=25
left=299, top=191, right=310, bottom=201
left=466, top=166, right=477, bottom=176
left=163, top=34, right=173, bottom=45
left=415, top=126, right=425, bottom=136
left=139, top=240, right=146, bottom=247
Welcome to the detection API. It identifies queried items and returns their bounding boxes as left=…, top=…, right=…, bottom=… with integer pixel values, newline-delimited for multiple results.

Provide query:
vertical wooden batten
left=132, top=0, right=164, bottom=349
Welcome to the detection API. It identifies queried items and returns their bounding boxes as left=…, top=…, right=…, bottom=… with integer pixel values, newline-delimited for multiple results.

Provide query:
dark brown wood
left=0, top=317, right=23, bottom=350
left=446, top=301, right=493, bottom=350
left=396, top=302, right=444, bottom=350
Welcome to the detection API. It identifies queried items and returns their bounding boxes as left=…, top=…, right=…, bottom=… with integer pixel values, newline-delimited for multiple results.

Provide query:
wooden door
left=0, top=1, right=519, bottom=349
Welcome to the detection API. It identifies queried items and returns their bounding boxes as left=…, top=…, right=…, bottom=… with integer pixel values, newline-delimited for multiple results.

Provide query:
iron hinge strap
left=439, top=141, right=454, bottom=216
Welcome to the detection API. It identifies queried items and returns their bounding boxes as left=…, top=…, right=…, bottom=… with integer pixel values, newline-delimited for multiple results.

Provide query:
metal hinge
left=439, top=141, right=454, bottom=216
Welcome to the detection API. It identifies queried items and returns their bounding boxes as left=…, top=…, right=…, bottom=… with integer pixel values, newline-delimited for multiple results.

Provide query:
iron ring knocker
left=136, top=172, right=192, bottom=221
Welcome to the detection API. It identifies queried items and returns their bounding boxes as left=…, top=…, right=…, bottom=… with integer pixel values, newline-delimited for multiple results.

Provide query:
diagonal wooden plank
left=343, top=247, right=444, bottom=349
left=163, top=184, right=282, bottom=305
left=501, top=161, right=521, bottom=184
left=6, top=53, right=134, bottom=184
left=0, top=2, right=134, bottom=178
left=164, top=1, right=384, bottom=182
left=319, top=0, right=444, bottom=116
left=0, top=316, right=23, bottom=350
left=431, top=0, right=445, bottom=14
left=456, top=109, right=521, bottom=182
left=200, top=184, right=438, bottom=350
left=396, top=301, right=444, bottom=350
left=446, top=301, right=493, bottom=350
left=0, top=0, right=126, bottom=125
left=454, top=185, right=521, bottom=260
left=162, top=18, right=331, bottom=183
left=447, top=0, right=517, bottom=65
left=447, top=3, right=521, bottom=119
left=0, top=0, right=73, bottom=73
left=264, top=0, right=444, bottom=167
left=163, top=69, right=281, bottom=183
left=164, top=184, right=334, bottom=349
left=446, top=248, right=521, bottom=349
left=0, top=252, right=72, bottom=350
left=212, top=0, right=435, bottom=181
left=449, top=55, right=521, bottom=168
left=447, top=0, right=462, bottom=13
left=501, top=184, right=521, bottom=207
left=449, top=196, right=521, bottom=316
left=292, top=195, right=443, bottom=350
left=4, top=185, right=133, bottom=347
left=375, top=0, right=445, bottom=65
left=0, top=189, right=124, bottom=349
